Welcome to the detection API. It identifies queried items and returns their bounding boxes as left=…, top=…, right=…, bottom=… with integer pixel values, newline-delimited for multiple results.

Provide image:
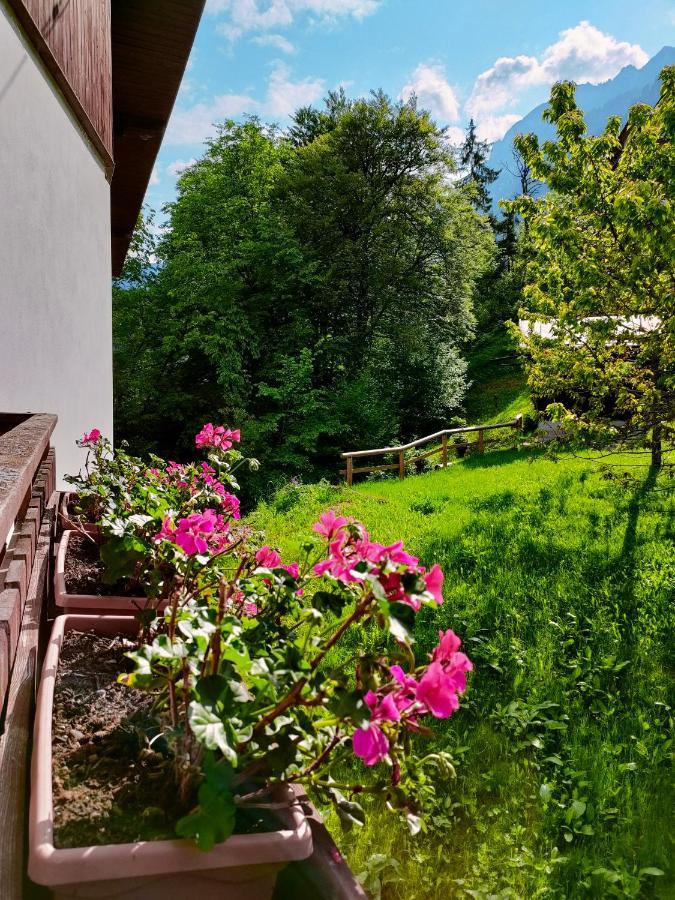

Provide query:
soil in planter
left=64, top=533, right=145, bottom=597
left=52, top=630, right=279, bottom=849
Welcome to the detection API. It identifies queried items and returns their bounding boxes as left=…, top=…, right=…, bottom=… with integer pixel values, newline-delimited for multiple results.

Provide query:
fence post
left=478, top=429, right=485, bottom=454
left=515, top=413, right=523, bottom=431
left=442, top=433, right=448, bottom=467
left=398, top=450, right=405, bottom=480
left=346, top=456, right=353, bottom=487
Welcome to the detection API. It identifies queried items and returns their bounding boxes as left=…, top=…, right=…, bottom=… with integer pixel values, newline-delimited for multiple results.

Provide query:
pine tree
left=457, top=118, right=500, bottom=214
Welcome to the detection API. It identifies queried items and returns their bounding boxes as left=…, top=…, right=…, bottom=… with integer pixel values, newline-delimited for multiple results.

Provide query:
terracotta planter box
left=54, top=530, right=158, bottom=616
left=29, top=614, right=313, bottom=900
left=58, top=492, right=99, bottom=536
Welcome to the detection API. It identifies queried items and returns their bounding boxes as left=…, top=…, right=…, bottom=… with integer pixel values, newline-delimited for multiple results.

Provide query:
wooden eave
left=110, top=0, right=206, bottom=276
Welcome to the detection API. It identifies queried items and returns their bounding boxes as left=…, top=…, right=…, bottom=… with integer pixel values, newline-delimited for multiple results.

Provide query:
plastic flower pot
left=54, top=530, right=156, bottom=616
left=58, top=492, right=99, bottom=536
left=29, top=614, right=314, bottom=900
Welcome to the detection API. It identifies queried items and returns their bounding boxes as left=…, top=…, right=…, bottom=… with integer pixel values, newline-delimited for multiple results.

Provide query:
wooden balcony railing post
left=398, top=450, right=405, bottom=480
left=442, top=433, right=448, bottom=467
left=346, top=456, right=353, bottom=487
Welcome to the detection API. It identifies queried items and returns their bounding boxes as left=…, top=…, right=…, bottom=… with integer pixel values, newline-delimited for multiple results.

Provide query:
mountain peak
left=488, top=46, right=674, bottom=212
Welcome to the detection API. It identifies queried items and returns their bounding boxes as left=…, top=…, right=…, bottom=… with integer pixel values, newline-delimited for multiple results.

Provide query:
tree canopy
left=113, top=92, right=494, bottom=499
left=509, top=65, right=674, bottom=467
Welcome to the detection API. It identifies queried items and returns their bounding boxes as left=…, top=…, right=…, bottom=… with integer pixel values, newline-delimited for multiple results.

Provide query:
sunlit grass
left=251, top=449, right=674, bottom=898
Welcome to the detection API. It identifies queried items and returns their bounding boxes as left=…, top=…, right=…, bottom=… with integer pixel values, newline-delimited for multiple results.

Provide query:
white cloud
left=165, top=63, right=324, bottom=145
left=252, top=33, right=296, bottom=53
left=149, top=166, right=160, bottom=186
left=445, top=125, right=466, bottom=145
left=210, top=0, right=381, bottom=42
left=166, top=93, right=255, bottom=144
left=264, top=61, right=324, bottom=117
left=400, top=63, right=460, bottom=123
left=166, top=158, right=197, bottom=177
left=467, top=21, right=648, bottom=124
left=475, top=114, right=521, bottom=143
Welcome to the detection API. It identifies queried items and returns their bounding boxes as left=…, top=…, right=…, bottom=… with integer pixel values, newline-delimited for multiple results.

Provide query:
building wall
left=0, top=2, right=113, bottom=486
left=4, top=0, right=112, bottom=161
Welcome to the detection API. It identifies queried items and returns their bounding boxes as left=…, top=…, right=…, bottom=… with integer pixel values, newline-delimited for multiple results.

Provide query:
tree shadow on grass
left=616, top=465, right=661, bottom=652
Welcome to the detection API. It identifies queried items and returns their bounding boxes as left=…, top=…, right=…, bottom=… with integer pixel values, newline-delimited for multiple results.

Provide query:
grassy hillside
left=463, top=327, right=534, bottom=425
left=251, top=451, right=674, bottom=898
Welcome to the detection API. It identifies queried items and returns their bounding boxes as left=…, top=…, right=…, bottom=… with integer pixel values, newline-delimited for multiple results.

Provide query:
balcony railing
left=0, top=413, right=57, bottom=898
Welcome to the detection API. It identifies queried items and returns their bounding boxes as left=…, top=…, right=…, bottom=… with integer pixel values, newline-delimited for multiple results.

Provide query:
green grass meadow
left=251, top=450, right=674, bottom=898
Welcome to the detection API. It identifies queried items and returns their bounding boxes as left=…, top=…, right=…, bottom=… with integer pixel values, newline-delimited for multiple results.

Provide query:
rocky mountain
left=488, top=45, right=674, bottom=212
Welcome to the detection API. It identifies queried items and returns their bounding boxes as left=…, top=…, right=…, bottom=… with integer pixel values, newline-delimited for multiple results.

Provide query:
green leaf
left=570, top=799, right=586, bottom=819
left=387, top=602, right=416, bottom=646
left=100, top=534, right=147, bottom=584
left=188, top=702, right=237, bottom=764
left=176, top=758, right=236, bottom=851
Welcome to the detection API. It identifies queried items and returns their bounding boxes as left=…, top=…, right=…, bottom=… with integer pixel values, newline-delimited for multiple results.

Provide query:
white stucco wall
left=0, top=2, right=113, bottom=486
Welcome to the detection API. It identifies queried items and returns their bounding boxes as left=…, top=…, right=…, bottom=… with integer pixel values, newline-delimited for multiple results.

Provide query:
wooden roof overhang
left=110, top=0, right=206, bottom=275
left=4, top=0, right=205, bottom=276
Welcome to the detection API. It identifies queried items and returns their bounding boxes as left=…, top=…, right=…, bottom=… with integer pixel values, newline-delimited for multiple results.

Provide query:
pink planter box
left=29, top=614, right=313, bottom=900
left=58, top=492, right=99, bottom=536
left=55, top=530, right=158, bottom=616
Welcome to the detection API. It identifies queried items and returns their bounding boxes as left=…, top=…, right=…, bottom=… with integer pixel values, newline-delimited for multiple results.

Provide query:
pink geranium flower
left=312, top=510, right=349, bottom=540
left=81, top=428, right=101, bottom=445
left=255, top=546, right=282, bottom=569
left=313, top=513, right=445, bottom=612
left=195, top=423, right=241, bottom=451
left=424, top=564, right=444, bottom=605
left=415, top=632, right=473, bottom=719
left=156, top=509, right=229, bottom=557
left=353, top=722, right=389, bottom=766
left=353, top=688, right=403, bottom=766
left=174, top=510, right=218, bottom=556
left=416, top=662, right=462, bottom=718
left=155, top=516, right=176, bottom=544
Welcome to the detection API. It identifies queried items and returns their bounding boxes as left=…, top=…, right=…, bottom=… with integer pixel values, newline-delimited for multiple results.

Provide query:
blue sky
left=146, top=0, right=673, bottom=212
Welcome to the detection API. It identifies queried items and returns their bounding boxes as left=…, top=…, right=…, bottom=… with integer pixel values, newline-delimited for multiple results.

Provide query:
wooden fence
left=341, top=415, right=523, bottom=486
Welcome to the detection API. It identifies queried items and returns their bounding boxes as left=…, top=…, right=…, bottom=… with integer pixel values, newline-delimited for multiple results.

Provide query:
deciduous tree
left=508, top=66, right=674, bottom=468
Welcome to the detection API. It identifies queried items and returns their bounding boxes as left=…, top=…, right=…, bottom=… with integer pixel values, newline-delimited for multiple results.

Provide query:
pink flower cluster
left=312, top=511, right=443, bottom=611
left=156, top=509, right=230, bottom=557
left=255, top=546, right=300, bottom=579
left=353, top=630, right=473, bottom=766
left=159, top=461, right=241, bottom=519
left=195, top=424, right=241, bottom=451
left=81, top=428, right=101, bottom=446
left=199, top=463, right=241, bottom=519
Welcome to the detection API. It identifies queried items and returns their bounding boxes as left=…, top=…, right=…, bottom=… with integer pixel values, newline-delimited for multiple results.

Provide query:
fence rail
left=340, top=415, right=523, bottom=486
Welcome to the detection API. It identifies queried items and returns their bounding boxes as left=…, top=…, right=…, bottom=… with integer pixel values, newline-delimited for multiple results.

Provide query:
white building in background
left=519, top=316, right=661, bottom=342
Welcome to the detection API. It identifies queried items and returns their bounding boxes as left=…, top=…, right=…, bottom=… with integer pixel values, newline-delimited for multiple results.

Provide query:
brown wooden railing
left=0, top=413, right=57, bottom=898
left=340, top=415, right=523, bottom=486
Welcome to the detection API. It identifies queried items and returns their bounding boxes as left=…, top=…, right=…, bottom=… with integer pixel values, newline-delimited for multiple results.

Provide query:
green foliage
left=250, top=451, right=674, bottom=897
left=463, top=327, right=534, bottom=426
left=456, top=119, right=500, bottom=216
left=508, top=66, right=675, bottom=468
left=67, top=428, right=471, bottom=849
left=113, top=96, right=494, bottom=501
